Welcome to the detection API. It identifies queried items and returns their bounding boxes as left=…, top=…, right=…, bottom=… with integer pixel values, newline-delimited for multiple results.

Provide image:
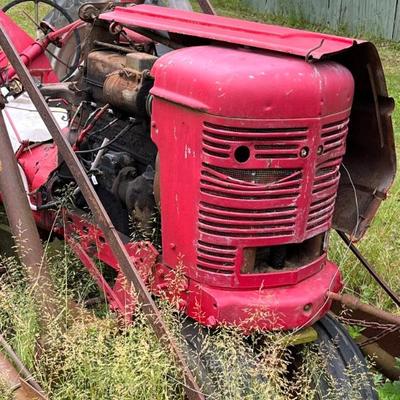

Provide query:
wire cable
left=75, top=121, right=138, bottom=154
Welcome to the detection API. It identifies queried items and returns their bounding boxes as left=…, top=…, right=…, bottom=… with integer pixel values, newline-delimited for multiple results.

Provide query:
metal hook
left=306, top=39, right=325, bottom=62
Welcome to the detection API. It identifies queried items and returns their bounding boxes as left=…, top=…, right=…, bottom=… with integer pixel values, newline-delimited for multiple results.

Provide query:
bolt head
left=303, top=303, right=313, bottom=313
left=300, top=147, right=310, bottom=158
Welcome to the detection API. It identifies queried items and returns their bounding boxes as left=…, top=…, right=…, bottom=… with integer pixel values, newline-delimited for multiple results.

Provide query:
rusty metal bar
left=0, top=352, right=47, bottom=400
left=130, top=27, right=183, bottom=49
left=327, top=292, right=400, bottom=326
left=93, top=40, right=137, bottom=53
left=197, top=0, right=216, bottom=15
left=0, top=26, right=204, bottom=400
left=0, top=105, right=50, bottom=398
left=357, top=334, right=400, bottom=381
left=0, top=334, right=46, bottom=396
left=0, top=102, right=59, bottom=327
left=336, top=230, right=400, bottom=308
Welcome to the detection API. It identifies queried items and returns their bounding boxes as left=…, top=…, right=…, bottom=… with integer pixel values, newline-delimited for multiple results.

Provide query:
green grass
left=0, top=247, right=378, bottom=400
left=0, top=0, right=52, bottom=37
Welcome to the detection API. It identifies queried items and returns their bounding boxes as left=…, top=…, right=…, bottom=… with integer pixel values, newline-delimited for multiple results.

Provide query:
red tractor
left=0, top=0, right=396, bottom=398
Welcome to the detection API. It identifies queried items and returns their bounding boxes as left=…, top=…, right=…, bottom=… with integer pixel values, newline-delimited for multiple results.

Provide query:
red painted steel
left=18, top=143, right=58, bottom=196
left=151, top=45, right=352, bottom=328
left=186, top=260, right=341, bottom=330
left=35, top=208, right=158, bottom=320
left=96, top=4, right=399, bottom=243
left=63, top=213, right=158, bottom=320
left=100, top=4, right=360, bottom=59
left=12, top=42, right=352, bottom=330
left=149, top=259, right=342, bottom=330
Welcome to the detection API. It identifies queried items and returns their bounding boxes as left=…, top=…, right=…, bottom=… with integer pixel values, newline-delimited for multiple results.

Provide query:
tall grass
left=0, top=245, right=376, bottom=400
left=0, top=246, right=185, bottom=400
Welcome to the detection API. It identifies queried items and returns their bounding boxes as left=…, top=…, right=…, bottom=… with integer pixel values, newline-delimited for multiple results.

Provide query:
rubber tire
left=181, top=315, right=377, bottom=399
left=2, top=0, right=81, bottom=81
left=313, top=314, right=378, bottom=400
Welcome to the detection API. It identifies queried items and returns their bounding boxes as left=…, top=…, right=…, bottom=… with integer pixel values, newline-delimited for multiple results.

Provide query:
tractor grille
left=200, top=165, right=302, bottom=201
left=197, top=121, right=306, bottom=273
left=197, top=118, right=349, bottom=274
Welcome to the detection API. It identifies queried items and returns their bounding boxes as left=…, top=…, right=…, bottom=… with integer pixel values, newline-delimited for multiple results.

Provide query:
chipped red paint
left=18, top=143, right=58, bottom=194
left=149, top=44, right=351, bottom=329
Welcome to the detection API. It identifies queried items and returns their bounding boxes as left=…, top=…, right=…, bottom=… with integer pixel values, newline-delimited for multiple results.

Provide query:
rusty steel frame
left=357, top=334, right=400, bottom=381
left=0, top=101, right=60, bottom=326
left=328, top=292, right=400, bottom=326
left=336, top=230, right=400, bottom=308
left=0, top=110, right=45, bottom=271
left=0, top=333, right=47, bottom=398
left=130, top=26, right=183, bottom=49
left=0, top=25, right=204, bottom=400
left=0, top=352, right=46, bottom=400
left=0, top=102, right=50, bottom=399
left=197, top=0, right=216, bottom=15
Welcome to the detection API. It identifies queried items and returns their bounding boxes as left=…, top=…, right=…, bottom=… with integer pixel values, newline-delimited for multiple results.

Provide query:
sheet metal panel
left=100, top=4, right=360, bottom=59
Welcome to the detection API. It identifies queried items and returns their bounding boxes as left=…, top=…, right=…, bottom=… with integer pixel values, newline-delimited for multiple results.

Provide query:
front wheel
left=311, top=314, right=377, bottom=399
left=180, top=314, right=377, bottom=399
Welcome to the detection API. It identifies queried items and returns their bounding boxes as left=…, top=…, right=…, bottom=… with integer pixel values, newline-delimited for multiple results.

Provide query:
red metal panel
left=100, top=4, right=361, bottom=59
left=151, top=45, right=354, bottom=290
left=151, top=46, right=354, bottom=119
left=148, top=43, right=353, bottom=329
left=185, top=260, right=342, bottom=330
left=0, top=12, right=32, bottom=54
left=60, top=211, right=158, bottom=320
left=18, top=143, right=58, bottom=193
